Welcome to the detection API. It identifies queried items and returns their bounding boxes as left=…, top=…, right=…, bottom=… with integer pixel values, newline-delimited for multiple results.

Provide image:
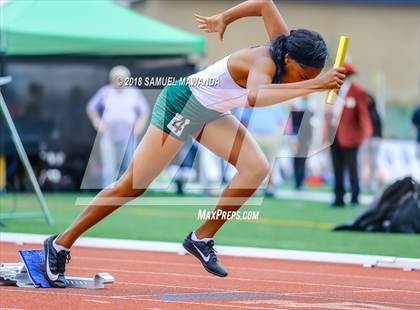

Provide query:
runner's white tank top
left=188, top=55, right=249, bottom=113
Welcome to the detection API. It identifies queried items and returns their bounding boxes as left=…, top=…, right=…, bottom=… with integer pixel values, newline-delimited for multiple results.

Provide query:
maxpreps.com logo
left=197, top=209, right=260, bottom=221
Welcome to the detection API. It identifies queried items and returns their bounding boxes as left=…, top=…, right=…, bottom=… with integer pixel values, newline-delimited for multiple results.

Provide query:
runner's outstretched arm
left=195, top=0, right=289, bottom=41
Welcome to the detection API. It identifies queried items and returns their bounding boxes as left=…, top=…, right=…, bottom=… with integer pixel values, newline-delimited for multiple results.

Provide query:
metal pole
left=0, top=79, right=54, bottom=225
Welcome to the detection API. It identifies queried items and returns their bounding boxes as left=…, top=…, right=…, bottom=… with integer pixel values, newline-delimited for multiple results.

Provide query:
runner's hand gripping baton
left=326, top=36, right=349, bottom=104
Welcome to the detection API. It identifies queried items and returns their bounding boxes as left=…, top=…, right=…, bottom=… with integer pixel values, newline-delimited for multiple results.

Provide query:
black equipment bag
left=334, top=176, right=420, bottom=233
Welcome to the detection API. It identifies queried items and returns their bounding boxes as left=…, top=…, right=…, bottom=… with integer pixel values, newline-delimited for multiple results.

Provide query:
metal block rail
left=1, top=262, right=39, bottom=287
left=0, top=251, right=114, bottom=289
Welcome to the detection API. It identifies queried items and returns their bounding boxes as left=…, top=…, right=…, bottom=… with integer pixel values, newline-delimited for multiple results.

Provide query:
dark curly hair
left=271, top=29, right=328, bottom=83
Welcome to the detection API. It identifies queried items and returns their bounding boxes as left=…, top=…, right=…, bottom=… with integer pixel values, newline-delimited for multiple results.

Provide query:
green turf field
left=1, top=192, right=419, bottom=258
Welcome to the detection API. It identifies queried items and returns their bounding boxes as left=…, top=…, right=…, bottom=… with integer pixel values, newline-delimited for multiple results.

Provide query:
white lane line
left=1, top=250, right=418, bottom=295
left=69, top=266, right=420, bottom=294
left=0, top=278, right=394, bottom=306
left=116, top=295, right=419, bottom=310
left=72, top=291, right=420, bottom=309
left=93, top=295, right=281, bottom=310
left=110, top=291, right=231, bottom=299
left=115, top=285, right=396, bottom=300
left=233, top=299, right=403, bottom=310
left=0, top=288, right=280, bottom=310
left=1, top=285, right=417, bottom=308
left=2, top=233, right=418, bottom=271
left=0, top=288, right=124, bottom=301
left=74, top=254, right=420, bottom=284
left=2, top=249, right=419, bottom=284
left=287, top=293, right=420, bottom=308
left=85, top=299, right=111, bottom=304
left=116, top=281, right=236, bottom=293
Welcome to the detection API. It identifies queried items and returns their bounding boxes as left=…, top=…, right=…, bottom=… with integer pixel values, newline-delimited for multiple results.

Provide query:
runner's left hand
left=194, top=13, right=226, bottom=41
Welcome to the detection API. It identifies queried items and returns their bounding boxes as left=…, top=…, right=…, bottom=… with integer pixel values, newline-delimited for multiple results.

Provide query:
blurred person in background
left=237, top=105, right=285, bottom=196
left=326, top=63, right=372, bottom=207
left=86, top=65, right=150, bottom=187
left=361, top=93, right=382, bottom=194
left=290, top=96, right=314, bottom=190
left=412, top=106, right=420, bottom=161
left=173, top=142, right=199, bottom=195
left=6, top=83, right=48, bottom=191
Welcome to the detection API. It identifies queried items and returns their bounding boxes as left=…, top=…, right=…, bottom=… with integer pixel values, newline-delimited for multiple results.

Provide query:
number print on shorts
left=167, top=113, right=191, bottom=137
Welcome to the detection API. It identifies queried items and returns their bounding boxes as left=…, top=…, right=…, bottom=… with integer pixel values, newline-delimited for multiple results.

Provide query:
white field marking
left=115, top=281, right=383, bottom=299
left=0, top=274, right=305, bottom=306
left=283, top=294, right=420, bottom=308
left=114, top=293, right=413, bottom=310
left=70, top=266, right=420, bottom=295
left=1, top=249, right=417, bottom=296
left=65, top=254, right=420, bottom=284
left=116, top=281, right=238, bottom=293
left=117, top=281, right=244, bottom=294
left=85, top=300, right=111, bottom=304
left=3, top=246, right=409, bottom=297
left=0, top=280, right=414, bottom=308
left=349, top=289, right=404, bottom=294
left=2, top=273, right=368, bottom=303
left=2, top=249, right=418, bottom=285
left=0, top=247, right=381, bottom=300
left=110, top=290, right=237, bottom=299
left=114, top=286, right=396, bottom=302
left=90, top=295, right=281, bottom=310
left=0, top=288, right=129, bottom=301
left=285, top=289, right=400, bottom=296
left=0, top=288, right=281, bottom=310
left=0, top=283, right=296, bottom=302
left=233, top=299, right=402, bottom=310
left=117, top=287, right=420, bottom=308
left=1, top=268, right=415, bottom=308
left=113, top=289, right=233, bottom=299
left=2, top=233, right=418, bottom=271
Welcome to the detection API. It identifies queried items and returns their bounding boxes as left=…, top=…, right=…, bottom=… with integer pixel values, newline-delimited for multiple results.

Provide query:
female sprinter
left=44, top=0, right=345, bottom=286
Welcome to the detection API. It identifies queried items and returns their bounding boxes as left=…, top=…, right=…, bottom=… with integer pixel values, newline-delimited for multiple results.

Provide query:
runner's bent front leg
left=195, top=115, right=270, bottom=238
left=182, top=116, right=269, bottom=277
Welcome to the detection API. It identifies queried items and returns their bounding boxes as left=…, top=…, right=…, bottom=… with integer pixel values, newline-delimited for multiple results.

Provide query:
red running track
left=0, top=242, right=419, bottom=310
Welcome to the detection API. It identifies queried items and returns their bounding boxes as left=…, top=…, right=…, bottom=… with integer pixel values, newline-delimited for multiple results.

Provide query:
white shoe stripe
left=192, top=243, right=210, bottom=263
left=45, top=248, right=59, bottom=281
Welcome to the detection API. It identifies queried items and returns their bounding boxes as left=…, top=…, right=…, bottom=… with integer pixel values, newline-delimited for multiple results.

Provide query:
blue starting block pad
left=0, top=249, right=114, bottom=289
left=19, top=249, right=51, bottom=288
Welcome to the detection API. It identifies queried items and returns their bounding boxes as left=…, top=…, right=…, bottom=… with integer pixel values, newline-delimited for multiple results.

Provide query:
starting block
left=0, top=249, right=114, bottom=289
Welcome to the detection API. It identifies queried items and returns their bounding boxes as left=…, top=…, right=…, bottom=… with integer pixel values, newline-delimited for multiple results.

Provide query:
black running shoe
left=43, top=234, right=71, bottom=288
left=330, top=201, right=345, bottom=208
left=182, top=232, right=228, bottom=277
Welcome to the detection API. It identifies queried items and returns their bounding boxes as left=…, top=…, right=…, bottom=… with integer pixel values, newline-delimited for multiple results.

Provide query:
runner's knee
left=239, top=159, right=270, bottom=182
left=113, top=173, right=147, bottom=198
